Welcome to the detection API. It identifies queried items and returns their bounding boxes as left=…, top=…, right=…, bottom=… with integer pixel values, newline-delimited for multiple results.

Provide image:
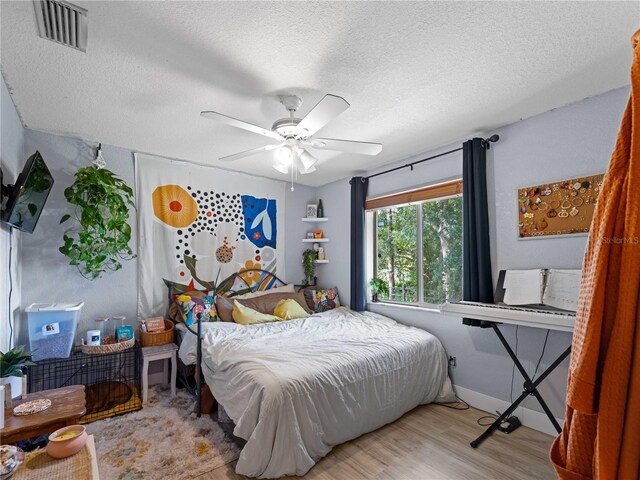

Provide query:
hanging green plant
left=59, top=166, right=135, bottom=280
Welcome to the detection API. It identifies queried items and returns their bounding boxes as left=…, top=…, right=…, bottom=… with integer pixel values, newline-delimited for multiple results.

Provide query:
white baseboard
left=453, top=385, right=565, bottom=437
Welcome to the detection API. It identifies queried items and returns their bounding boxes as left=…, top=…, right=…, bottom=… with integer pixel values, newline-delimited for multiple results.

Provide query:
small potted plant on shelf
left=369, top=277, right=389, bottom=302
left=302, top=249, right=317, bottom=286
left=1, top=345, right=36, bottom=406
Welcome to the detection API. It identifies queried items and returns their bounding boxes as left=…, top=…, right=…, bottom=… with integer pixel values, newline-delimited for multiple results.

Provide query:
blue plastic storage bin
left=26, top=303, right=84, bottom=361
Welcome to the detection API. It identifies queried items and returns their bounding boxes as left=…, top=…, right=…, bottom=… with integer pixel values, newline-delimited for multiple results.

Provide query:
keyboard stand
left=470, top=322, right=571, bottom=448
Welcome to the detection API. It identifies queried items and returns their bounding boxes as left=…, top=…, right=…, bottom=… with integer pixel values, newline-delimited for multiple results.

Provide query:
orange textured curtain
left=550, top=30, right=640, bottom=479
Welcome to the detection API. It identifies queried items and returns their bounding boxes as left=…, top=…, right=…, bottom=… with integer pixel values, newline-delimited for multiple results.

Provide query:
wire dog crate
left=27, top=343, right=141, bottom=423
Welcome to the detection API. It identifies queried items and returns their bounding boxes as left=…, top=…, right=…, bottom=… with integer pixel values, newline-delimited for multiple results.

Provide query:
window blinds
left=364, top=179, right=462, bottom=210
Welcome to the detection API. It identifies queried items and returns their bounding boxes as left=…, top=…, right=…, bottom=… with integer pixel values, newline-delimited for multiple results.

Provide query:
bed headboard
left=165, top=268, right=287, bottom=418
left=165, top=268, right=288, bottom=326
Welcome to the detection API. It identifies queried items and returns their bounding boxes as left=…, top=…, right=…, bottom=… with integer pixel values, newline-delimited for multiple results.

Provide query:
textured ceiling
left=1, top=1, right=638, bottom=186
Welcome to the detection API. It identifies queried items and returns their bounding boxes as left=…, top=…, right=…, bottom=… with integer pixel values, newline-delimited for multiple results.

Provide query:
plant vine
left=59, top=166, right=136, bottom=280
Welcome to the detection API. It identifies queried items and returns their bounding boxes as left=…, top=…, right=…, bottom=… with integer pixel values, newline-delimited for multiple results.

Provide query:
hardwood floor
left=198, top=404, right=557, bottom=480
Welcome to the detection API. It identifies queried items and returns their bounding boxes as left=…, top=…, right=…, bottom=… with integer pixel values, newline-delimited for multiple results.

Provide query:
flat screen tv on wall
left=1, top=151, right=54, bottom=233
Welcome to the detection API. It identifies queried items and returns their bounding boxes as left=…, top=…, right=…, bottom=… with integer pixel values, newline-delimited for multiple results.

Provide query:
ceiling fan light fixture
left=274, top=145, right=293, bottom=164
left=299, top=150, right=318, bottom=171
left=273, top=163, right=289, bottom=174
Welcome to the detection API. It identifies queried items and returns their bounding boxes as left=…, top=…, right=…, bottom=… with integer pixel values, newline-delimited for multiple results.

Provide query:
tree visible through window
left=422, top=197, right=463, bottom=303
left=375, top=205, right=418, bottom=303
left=374, top=192, right=463, bottom=305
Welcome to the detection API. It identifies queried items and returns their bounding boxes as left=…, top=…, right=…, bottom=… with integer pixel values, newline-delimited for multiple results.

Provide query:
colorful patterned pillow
left=175, top=294, right=216, bottom=326
left=310, top=287, right=341, bottom=313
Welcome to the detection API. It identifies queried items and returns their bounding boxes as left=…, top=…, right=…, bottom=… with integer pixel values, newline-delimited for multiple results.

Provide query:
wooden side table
left=141, top=343, right=178, bottom=405
left=1, top=385, right=86, bottom=444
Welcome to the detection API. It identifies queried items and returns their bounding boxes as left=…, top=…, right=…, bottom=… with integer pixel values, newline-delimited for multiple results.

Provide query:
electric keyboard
left=440, top=301, right=576, bottom=332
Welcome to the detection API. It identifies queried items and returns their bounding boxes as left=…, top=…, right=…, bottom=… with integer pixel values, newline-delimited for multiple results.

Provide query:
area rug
left=85, top=385, right=239, bottom=480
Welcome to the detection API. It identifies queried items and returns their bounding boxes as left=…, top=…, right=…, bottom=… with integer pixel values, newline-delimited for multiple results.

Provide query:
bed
left=178, top=300, right=455, bottom=478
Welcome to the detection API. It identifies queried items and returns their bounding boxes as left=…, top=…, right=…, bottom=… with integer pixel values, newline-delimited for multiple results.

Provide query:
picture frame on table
left=306, top=204, right=318, bottom=218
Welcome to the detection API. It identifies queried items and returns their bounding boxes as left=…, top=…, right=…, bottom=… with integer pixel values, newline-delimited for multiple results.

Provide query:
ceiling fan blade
left=201, top=111, right=283, bottom=141
left=220, top=144, right=280, bottom=162
left=293, top=94, right=349, bottom=138
left=304, top=138, right=382, bottom=156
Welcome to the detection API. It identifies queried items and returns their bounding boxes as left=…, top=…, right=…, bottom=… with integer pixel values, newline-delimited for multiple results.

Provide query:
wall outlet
left=448, top=356, right=457, bottom=368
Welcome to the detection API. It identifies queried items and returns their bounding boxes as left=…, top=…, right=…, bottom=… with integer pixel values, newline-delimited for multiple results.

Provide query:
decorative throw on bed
left=135, top=153, right=286, bottom=320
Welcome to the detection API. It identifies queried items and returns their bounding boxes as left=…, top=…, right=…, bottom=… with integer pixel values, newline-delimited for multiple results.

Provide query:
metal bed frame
left=165, top=268, right=288, bottom=417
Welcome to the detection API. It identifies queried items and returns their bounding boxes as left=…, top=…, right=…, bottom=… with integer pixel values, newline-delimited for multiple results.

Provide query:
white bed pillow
left=235, top=283, right=295, bottom=300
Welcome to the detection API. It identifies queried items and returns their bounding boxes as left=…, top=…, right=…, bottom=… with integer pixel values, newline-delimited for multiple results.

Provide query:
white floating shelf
left=302, top=238, right=329, bottom=243
left=302, top=217, right=328, bottom=222
left=315, top=260, right=329, bottom=264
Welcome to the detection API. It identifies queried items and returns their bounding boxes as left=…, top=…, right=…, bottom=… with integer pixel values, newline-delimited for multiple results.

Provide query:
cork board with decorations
left=518, top=173, right=605, bottom=239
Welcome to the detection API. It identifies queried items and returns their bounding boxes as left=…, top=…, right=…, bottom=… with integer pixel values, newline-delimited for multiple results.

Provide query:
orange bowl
left=46, top=425, right=88, bottom=458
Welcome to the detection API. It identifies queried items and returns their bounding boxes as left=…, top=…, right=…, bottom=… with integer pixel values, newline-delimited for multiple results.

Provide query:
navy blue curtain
left=350, top=176, right=369, bottom=311
left=462, top=138, right=493, bottom=326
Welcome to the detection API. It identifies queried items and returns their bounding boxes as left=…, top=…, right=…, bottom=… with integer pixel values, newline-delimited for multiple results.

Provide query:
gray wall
left=1, top=75, right=24, bottom=351
left=19, top=130, right=139, bottom=344
left=285, top=184, right=318, bottom=285
left=315, top=86, right=629, bottom=418
left=18, top=128, right=313, bottom=342
left=313, top=180, right=350, bottom=296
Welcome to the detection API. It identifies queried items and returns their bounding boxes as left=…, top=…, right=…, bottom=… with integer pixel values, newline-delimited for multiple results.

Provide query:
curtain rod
left=365, top=135, right=499, bottom=180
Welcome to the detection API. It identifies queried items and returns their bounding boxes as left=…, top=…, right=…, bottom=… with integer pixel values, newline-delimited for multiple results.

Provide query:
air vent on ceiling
left=33, top=0, right=87, bottom=52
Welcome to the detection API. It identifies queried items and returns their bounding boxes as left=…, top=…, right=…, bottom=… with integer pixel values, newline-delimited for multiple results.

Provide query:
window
left=374, top=205, right=419, bottom=302
left=368, top=180, right=463, bottom=305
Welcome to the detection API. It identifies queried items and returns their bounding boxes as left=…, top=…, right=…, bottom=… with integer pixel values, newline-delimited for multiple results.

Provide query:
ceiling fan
left=200, top=94, right=382, bottom=176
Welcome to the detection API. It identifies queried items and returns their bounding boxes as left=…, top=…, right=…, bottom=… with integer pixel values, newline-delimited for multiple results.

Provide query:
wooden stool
left=141, top=343, right=178, bottom=405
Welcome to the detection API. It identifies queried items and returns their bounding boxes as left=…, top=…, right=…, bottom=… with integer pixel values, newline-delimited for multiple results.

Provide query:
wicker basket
left=81, top=337, right=135, bottom=354
left=139, top=319, right=174, bottom=347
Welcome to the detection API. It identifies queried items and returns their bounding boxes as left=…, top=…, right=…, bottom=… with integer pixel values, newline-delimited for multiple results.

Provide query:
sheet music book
left=501, top=269, right=581, bottom=312
left=543, top=269, right=582, bottom=311
left=503, top=270, right=545, bottom=305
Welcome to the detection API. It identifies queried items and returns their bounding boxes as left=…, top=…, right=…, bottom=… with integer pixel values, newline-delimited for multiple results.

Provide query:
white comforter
left=179, top=308, right=455, bottom=478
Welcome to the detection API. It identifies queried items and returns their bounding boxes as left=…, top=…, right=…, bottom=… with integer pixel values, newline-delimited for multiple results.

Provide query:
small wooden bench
left=1, top=385, right=86, bottom=444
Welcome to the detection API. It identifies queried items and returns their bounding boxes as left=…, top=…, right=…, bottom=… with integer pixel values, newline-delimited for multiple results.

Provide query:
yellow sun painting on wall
left=152, top=185, right=198, bottom=228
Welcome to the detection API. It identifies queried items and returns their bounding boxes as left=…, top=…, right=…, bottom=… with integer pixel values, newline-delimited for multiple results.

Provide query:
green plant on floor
left=59, top=166, right=136, bottom=280
left=302, top=249, right=317, bottom=285
left=369, top=277, right=389, bottom=301
left=0, top=345, right=36, bottom=378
